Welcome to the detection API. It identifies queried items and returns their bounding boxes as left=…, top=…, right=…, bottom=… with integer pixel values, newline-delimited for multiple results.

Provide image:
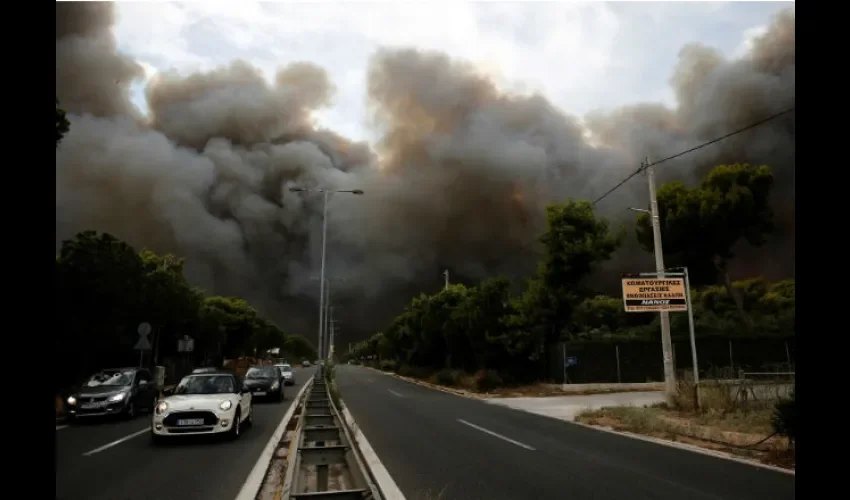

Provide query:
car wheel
left=229, top=409, right=242, bottom=440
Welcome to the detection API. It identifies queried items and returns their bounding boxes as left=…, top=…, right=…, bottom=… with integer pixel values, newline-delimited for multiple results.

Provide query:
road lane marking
left=387, top=389, right=404, bottom=397
left=82, top=428, right=149, bottom=456
left=56, top=425, right=68, bottom=431
left=457, top=419, right=536, bottom=451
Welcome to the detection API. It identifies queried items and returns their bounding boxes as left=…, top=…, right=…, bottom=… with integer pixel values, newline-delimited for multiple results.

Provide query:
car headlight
left=108, top=392, right=127, bottom=402
left=66, top=396, right=77, bottom=405
left=271, top=381, right=280, bottom=390
left=155, top=401, right=168, bottom=415
left=220, top=400, right=232, bottom=411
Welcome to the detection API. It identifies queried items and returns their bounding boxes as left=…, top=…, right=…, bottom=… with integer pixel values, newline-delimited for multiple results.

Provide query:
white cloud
left=112, top=1, right=791, bottom=143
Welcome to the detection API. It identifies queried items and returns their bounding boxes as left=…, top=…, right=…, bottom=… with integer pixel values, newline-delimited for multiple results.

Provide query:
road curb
left=362, top=366, right=484, bottom=399
left=234, top=379, right=313, bottom=500
left=339, top=400, right=407, bottom=500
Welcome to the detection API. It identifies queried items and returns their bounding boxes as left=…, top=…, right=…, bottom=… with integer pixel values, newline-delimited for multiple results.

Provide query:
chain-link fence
left=549, top=336, right=795, bottom=384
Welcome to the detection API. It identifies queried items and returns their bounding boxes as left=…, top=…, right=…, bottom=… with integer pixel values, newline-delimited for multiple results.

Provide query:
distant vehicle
left=302, top=360, right=311, bottom=367
left=191, top=367, right=218, bottom=374
left=243, top=365, right=284, bottom=402
left=151, top=371, right=252, bottom=444
left=67, top=367, right=158, bottom=420
left=275, top=364, right=295, bottom=386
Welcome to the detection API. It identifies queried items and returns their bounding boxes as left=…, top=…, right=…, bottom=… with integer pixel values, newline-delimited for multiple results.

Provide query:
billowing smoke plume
left=56, top=3, right=795, bottom=340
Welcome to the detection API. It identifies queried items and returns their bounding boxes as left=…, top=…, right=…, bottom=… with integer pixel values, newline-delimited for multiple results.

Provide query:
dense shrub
left=771, top=387, right=796, bottom=445
left=436, top=369, right=463, bottom=387
left=474, top=369, right=503, bottom=392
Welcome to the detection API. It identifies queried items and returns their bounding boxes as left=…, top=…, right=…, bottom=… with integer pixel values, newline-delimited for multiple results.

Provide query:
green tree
left=636, top=163, right=775, bottom=324
left=283, top=334, right=317, bottom=360
left=198, top=296, right=258, bottom=357
left=138, top=250, right=203, bottom=362
left=520, top=200, right=623, bottom=373
left=56, top=98, right=70, bottom=148
left=56, top=231, right=146, bottom=386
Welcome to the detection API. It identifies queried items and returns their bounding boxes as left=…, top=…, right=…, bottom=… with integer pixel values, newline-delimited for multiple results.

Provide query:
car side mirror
left=162, top=388, right=174, bottom=397
left=241, top=386, right=250, bottom=394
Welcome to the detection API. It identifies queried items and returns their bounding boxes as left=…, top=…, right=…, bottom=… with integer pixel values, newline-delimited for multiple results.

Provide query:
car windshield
left=278, top=365, right=292, bottom=373
left=174, top=375, right=235, bottom=395
left=246, top=367, right=277, bottom=379
left=85, top=370, right=134, bottom=387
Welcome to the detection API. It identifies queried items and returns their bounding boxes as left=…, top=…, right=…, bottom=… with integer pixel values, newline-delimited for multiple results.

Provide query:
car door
left=137, top=370, right=156, bottom=408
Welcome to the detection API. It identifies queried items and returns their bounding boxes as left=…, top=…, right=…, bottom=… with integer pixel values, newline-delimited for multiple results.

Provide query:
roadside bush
left=771, top=387, right=796, bottom=445
left=379, top=359, right=396, bottom=372
left=474, top=369, right=503, bottom=392
left=396, top=364, right=412, bottom=377
left=436, top=369, right=463, bottom=386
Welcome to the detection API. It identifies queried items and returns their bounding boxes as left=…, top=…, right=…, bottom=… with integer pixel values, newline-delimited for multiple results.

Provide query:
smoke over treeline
left=55, top=3, right=795, bottom=342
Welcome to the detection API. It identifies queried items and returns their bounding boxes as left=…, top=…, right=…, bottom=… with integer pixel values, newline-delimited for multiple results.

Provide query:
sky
left=112, top=0, right=792, bottom=144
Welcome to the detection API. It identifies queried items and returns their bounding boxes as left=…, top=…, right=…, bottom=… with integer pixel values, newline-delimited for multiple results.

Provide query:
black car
left=243, top=366, right=284, bottom=402
left=66, top=367, right=159, bottom=420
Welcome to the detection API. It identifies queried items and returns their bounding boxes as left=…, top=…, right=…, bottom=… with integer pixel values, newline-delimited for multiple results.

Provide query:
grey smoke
left=55, top=3, right=795, bottom=340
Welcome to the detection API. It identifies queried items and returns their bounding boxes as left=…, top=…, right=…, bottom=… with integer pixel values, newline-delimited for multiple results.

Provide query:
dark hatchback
left=243, top=366, right=284, bottom=402
left=66, top=367, right=159, bottom=420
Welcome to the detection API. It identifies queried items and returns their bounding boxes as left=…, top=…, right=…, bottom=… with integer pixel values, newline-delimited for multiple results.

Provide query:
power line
left=591, top=106, right=795, bottom=206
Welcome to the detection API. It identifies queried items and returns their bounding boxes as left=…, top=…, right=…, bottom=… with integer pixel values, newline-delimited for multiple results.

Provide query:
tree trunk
left=713, top=255, right=752, bottom=327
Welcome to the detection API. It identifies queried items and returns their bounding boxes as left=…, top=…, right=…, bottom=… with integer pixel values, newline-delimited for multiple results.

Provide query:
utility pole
left=328, top=308, right=337, bottom=360
left=289, top=186, right=364, bottom=360
left=318, top=189, right=329, bottom=361
left=443, top=269, right=449, bottom=291
left=645, top=158, right=677, bottom=399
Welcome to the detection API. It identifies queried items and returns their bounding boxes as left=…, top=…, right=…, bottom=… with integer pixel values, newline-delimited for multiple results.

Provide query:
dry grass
left=575, top=376, right=794, bottom=469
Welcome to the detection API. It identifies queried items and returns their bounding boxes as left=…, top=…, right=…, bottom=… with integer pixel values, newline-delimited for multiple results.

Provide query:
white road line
left=82, top=428, right=149, bottom=456
left=387, top=389, right=404, bottom=397
left=457, top=419, right=536, bottom=451
left=56, top=425, right=68, bottom=431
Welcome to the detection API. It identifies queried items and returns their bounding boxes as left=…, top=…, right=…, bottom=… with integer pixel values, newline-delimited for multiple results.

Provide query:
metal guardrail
left=280, top=366, right=383, bottom=500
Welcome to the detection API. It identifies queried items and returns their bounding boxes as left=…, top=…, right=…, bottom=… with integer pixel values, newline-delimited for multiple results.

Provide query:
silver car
left=275, top=364, right=295, bottom=386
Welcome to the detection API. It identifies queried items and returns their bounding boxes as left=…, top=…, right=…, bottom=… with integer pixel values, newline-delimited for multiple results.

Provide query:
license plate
left=177, top=418, right=204, bottom=426
left=254, top=391, right=266, bottom=396
left=80, top=402, right=100, bottom=409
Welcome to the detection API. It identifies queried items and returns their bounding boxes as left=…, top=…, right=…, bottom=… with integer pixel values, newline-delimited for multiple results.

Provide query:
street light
left=289, top=186, right=364, bottom=360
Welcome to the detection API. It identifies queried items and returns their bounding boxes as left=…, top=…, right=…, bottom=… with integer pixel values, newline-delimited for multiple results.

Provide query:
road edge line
left=491, top=402, right=796, bottom=477
left=234, top=380, right=313, bottom=500
left=363, top=366, right=794, bottom=476
left=340, top=402, right=407, bottom=500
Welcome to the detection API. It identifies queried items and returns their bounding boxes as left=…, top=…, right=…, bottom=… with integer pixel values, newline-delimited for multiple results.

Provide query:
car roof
left=185, top=371, right=234, bottom=377
left=100, top=367, right=139, bottom=372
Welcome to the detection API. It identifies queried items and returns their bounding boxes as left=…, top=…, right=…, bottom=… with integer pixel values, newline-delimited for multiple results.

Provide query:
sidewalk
left=486, top=391, right=665, bottom=422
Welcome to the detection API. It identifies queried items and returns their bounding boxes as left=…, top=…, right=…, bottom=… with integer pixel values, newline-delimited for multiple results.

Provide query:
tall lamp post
left=289, top=186, right=364, bottom=361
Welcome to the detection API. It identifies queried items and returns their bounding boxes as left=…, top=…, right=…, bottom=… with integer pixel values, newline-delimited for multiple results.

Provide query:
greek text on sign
left=621, top=277, right=688, bottom=312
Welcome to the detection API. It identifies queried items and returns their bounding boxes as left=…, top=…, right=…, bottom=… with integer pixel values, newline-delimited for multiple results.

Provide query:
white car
left=150, top=372, right=252, bottom=444
left=275, top=364, right=295, bottom=386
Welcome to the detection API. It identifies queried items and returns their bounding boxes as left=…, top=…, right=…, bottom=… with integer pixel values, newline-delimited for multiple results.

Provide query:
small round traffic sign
left=138, top=322, right=152, bottom=337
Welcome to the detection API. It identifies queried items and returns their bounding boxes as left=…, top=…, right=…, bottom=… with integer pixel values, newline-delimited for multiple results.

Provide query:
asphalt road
left=56, top=367, right=315, bottom=500
left=336, top=365, right=795, bottom=500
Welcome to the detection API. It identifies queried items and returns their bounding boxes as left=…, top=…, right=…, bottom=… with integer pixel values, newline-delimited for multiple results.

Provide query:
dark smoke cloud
left=55, top=3, right=795, bottom=341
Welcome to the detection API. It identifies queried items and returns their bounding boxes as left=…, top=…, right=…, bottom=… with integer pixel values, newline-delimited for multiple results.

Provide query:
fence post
left=784, top=340, right=792, bottom=368
left=615, top=344, right=621, bottom=383
left=728, top=339, right=735, bottom=373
